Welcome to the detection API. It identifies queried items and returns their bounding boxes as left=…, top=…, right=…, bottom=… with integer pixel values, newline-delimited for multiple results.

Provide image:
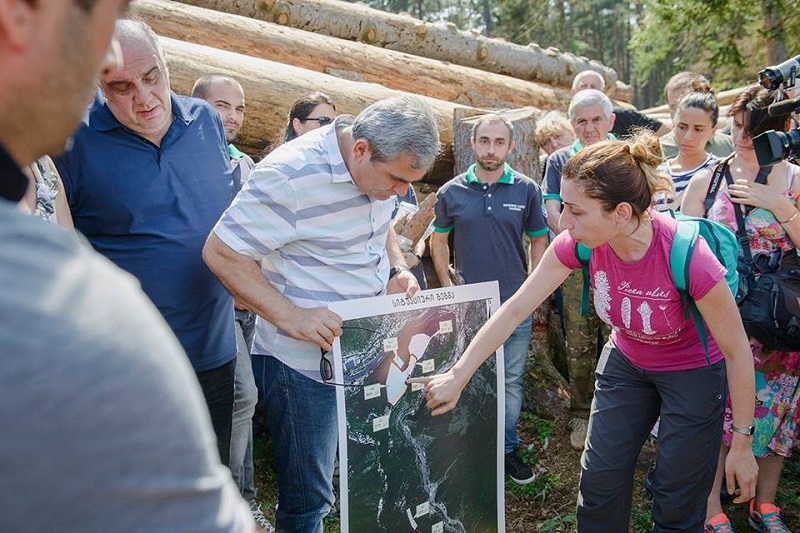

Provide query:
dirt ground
left=254, top=407, right=799, bottom=532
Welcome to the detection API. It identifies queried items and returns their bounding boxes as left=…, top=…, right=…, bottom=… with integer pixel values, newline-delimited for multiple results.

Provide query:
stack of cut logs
left=133, top=0, right=585, bottom=416
left=132, top=0, right=631, bottom=186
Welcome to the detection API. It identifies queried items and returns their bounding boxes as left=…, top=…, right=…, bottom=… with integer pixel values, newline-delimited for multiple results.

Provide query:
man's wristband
left=389, top=265, right=410, bottom=278
left=731, top=424, right=754, bottom=436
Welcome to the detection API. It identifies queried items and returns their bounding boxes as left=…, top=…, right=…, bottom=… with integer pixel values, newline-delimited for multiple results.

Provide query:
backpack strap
left=669, top=219, right=712, bottom=365
left=702, top=154, right=735, bottom=217
left=574, top=242, right=592, bottom=316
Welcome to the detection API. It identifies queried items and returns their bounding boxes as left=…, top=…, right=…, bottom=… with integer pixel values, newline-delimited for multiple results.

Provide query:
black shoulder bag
left=710, top=164, right=800, bottom=351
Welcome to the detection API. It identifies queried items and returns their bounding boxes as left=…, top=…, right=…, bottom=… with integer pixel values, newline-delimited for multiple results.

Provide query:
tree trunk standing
left=159, top=36, right=471, bottom=184
left=481, top=0, right=492, bottom=37
left=451, top=108, right=570, bottom=421
left=173, top=0, right=632, bottom=101
left=762, top=0, right=788, bottom=65
left=133, top=0, right=574, bottom=111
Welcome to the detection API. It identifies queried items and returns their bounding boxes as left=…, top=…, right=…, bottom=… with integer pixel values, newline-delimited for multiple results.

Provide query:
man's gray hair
left=352, top=95, right=440, bottom=171
left=115, top=19, right=166, bottom=68
left=471, top=113, right=514, bottom=141
left=568, top=89, right=613, bottom=120
left=572, top=70, right=606, bottom=92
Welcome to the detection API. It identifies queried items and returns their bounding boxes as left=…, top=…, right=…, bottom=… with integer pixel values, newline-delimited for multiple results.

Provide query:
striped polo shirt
left=213, top=117, right=395, bottom=379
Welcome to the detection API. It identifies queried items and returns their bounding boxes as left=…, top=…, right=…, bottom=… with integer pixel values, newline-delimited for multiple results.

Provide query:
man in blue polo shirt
left=54, top=20, right=238, bottom=469
left=430, top=113, right=548, bottom=485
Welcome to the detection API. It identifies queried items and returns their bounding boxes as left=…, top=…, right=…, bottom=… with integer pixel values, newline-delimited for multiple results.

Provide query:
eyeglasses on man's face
left=302, top=117, right=334, bottom=126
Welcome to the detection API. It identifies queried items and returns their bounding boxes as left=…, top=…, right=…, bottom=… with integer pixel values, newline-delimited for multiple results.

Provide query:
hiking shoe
left=569, top=418, right=589, bottom=450
left=749, top=500, right=791, bottom=533
left=643, top=461, right=656, bottom=500
left=504, top=449, right=535, bottom=485
left=249, top=501, right=275, bottom=532
left=705, top=512, right=735, bottom=532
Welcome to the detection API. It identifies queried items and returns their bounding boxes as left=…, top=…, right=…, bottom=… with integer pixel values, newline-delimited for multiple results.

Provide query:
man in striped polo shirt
left=204, top=95, right=439, bottom=533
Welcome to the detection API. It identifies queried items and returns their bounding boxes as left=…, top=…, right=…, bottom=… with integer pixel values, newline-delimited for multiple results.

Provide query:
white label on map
left=438, top=320, right=453, bottom=333
left=421, top=359, right=435, bottom=373
left=373, top=415, right=390, bottom=432
left=411, top=382, right=425, bottom=391
left=415, top=502, right=430, bottom=517
left=432, top=522, right=443, bottom=533
left=383, top=337, right=398, bottom=352
left=364, top=384, right=382, bottom=400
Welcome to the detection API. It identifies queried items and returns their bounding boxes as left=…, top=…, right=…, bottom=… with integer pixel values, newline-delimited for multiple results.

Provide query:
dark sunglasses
left=302, top=117, right=334, bottom=126
left=320, top=348, right=334, bottom=382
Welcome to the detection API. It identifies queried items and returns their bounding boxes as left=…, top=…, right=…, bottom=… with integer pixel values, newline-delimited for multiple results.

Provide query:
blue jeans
left=256, top=355, right=337, bottom=533
left=231, top=310, right=258, bottom=502
left=195, top=357, right=236, bottom=467
left=503, top=315, right=532, bottom=454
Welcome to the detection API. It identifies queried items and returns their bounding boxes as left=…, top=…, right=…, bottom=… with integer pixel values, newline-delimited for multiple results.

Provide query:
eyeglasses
left=302, top=117, right=334, bottom=126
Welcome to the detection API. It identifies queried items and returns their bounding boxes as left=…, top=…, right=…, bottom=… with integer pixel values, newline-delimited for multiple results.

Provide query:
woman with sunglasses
left=279, top=92, right=337, bottom=145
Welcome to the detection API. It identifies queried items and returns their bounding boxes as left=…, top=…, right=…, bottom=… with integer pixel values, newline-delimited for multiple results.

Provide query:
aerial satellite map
left=330, top=282, right=504, bottom=533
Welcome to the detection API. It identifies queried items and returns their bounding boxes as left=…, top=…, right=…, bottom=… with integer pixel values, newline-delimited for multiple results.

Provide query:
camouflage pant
left=561, top=269, right=608, bottom=418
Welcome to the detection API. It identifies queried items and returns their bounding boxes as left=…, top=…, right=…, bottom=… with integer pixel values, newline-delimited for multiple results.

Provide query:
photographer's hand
left=728, top=178, right=796, bottom=220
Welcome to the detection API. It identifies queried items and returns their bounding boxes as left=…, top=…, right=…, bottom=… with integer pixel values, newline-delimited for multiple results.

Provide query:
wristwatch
left=731, top=424, right=755, bottom=436
left=389, top=265, right=410, bottom=278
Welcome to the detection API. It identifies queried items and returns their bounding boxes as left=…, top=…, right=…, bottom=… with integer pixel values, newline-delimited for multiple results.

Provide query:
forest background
left=352, top=0, right=798, bottom=107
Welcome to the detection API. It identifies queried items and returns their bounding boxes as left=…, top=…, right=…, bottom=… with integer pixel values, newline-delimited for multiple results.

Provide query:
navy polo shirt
left=433, top=164, right=547, bottom=301
left=55, top=93, right=236, bottom=372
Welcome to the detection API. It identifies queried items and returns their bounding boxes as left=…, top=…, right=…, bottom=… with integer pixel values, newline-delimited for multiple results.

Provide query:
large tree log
left=175, top=0, right=632, bottom=102
left=159, top=37, right=478, bottom=184
left=134, top=0, right=572, bottom=111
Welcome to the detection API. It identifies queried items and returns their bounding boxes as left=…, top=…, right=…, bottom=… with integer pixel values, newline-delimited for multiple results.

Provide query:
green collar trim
left=465, top=163, right=514, bottom=184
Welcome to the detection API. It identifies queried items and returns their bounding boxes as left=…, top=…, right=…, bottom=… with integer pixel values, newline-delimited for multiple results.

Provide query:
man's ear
left=0, top=0, right=38, bottom=50
left=508, top=140, right=516, bottom=154
left=352, top=138, right=371, bottom=163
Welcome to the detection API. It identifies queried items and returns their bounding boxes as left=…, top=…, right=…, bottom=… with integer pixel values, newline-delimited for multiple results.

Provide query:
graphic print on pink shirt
left=554, top=210, right=726, bottom=371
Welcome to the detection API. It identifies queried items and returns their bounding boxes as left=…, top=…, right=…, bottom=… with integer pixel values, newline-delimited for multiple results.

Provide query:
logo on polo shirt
left=503, top=203, right=526, bottom=212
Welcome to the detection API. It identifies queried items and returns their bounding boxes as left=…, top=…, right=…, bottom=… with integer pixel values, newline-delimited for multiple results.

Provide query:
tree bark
left=134, top=0, right=573, bottom=111
left=762, top=0, right=788, bottom=66
left=174, top=0, right=632, bottom=101
left=159, top=36, right=473, bottom=184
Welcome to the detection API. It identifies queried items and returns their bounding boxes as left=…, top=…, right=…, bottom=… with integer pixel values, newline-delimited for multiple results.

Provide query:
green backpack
left=575, top=211, right=739, bottom=362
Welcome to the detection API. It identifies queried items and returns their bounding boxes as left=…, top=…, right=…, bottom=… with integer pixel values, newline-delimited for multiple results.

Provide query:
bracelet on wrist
left=779, top=209, right=799, bottom=225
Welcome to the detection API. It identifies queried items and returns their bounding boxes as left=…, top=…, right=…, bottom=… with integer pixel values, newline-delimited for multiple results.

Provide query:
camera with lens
left=753, top=54, right=800, bottom=166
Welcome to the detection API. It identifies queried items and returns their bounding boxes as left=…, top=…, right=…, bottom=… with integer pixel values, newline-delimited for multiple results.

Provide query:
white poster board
left=329, top=282, right=505, bottom=533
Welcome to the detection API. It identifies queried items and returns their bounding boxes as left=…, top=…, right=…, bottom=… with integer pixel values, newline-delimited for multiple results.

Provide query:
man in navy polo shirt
left=54, top=20, right=238, bottom=468
left=430, top=114, right=548, bottom=484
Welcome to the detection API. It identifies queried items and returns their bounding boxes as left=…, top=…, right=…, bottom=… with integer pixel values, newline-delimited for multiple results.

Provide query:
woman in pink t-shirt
left=410, top=133, right=757, bottom=532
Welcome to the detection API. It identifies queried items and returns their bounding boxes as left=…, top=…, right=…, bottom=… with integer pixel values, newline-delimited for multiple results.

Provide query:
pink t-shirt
left=554, top=210, right=727, bottom=371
